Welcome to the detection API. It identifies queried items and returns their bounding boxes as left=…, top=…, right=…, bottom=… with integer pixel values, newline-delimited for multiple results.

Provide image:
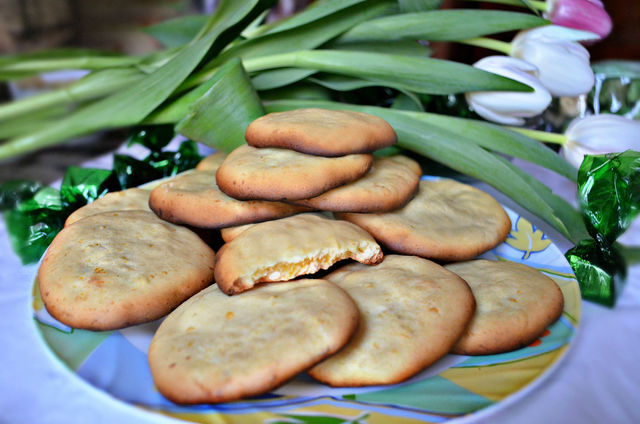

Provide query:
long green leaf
left=252, top=68, right=317, bottom=91
left=175, top=59, right=264, bottom=152
left=142, top=15, right=209, bottom=48
left=244, top=50, right=531, bottom=94
left=340, top=10, right=548, bottom=42
left=0, top=68, right=143, bottom=123
left=264, top=99, right=572, bottom=238
left=308, top=74, right=425, bottom=110
left=328, top=39, right=431, bottom=56
left=495, top=155, right=588, bottom=242
left=405, top=112, right=577, bottom=181
left=398, top=0, right=442, bottom=11
left=185, top=0, right=394, bottom=89
left=0, top=56, right=141, bottom=80
left=250, top=39, right=432, bottom=91
left=0, top=0, right=274, bottom=159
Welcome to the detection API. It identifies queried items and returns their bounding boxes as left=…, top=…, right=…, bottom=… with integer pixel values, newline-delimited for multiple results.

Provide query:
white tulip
left=560, top=114, right=640, bottom=168
left=465, top=56, right=552, bottom=125
left=511, top=25, right=597, bottom=97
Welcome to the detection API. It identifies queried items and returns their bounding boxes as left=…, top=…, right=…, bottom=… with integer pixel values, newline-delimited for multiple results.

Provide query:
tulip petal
left=511, top=26, right=595, bottom=97
left=560, top=114, right=640, bottom=168
left=466, top=56, right=551, bottom=125
left=547, top=0, right=612, bottom=40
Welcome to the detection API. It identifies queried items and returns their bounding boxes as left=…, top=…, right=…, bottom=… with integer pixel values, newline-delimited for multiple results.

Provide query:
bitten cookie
left=148, top=279, right=359, bottom=404
left=292, top=155, right=422, bottom=212
left=149, top=170, right=309, bottom=228
left=214, top=214, right=383, bottom=295
left=445, top=259, right=564, bottom=355
left=245, top=108, right=397, bottom=157
left=216, top=144, right=373, bottom=201
left=38, top=210, right=216, bottom=330
left=64, top=188, right=151, bottom=226
left=309, top=255, right=475, bottom=386
left=337, top=179, right=511, bottom=261
left=195, top=151, right=228, bottom=171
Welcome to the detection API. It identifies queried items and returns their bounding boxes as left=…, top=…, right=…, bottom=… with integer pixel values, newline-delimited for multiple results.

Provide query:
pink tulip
left=546, top=0, right=613, bottom=41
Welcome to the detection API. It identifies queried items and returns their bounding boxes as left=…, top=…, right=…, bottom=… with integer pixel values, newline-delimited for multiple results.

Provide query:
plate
left=31, top=205, right=580, bottom=424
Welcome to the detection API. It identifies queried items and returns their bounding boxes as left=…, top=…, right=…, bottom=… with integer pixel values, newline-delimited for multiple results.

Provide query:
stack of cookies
left=37, top=108, right=565, bottom=406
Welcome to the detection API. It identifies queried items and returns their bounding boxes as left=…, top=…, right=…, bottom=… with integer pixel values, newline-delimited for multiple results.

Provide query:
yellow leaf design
left=32, top=279, right=44, bottom=312
left=505, top=217, right=551, bottom=259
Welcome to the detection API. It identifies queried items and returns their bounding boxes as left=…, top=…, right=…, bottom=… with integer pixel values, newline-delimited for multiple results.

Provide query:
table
left=1, top=145, right=639, bottom=424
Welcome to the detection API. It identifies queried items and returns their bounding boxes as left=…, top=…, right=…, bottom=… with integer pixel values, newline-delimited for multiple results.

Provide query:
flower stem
left=459, top=37, right=513, bottom=55
left=507, top=127, right=568, bottom=144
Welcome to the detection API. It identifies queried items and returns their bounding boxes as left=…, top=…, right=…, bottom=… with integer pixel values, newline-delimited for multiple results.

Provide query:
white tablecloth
left=1, top=150, right=639, bottom=424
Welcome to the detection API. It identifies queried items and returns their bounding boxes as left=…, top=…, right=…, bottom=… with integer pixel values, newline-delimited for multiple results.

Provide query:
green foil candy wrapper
left=2, top=125, right=203, bottom=264
left=566, top=150, right=640, bottom=306
left=3, top=167, right=119, bottom=264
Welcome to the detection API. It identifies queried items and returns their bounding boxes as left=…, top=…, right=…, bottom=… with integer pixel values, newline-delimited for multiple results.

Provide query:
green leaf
left=244, top=49, right=532, bottom=95
left=0, top=55, right=141, bottom=81
left=328, top=39, right=431, bottom=57
left=340, top=10, right=548, bottom=42
left=186, top=0, right=394, bottom=89
left=176, top=58, right=264, bottom=152
left=308, top=74, right=424, bottom=110
left=252, top=68, right=317, bottom=91
left=398, top=0, right=442, bottom=11
left=0, top=68, right=144, bottom=123
left=264, top=99, right=573, bottom=238
left=409, top=113, right=577, bottom=181
left=0, top=180, right=43, bottom=211
left=493, top=154, right=589, bottom=242
left=142, top=15, right=209, bottom=48
left=0, top=0, right=274, bottom=160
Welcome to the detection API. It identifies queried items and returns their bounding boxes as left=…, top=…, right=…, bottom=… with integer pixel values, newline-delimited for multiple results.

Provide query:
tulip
left=560, top=114, right=640, bottom=168
left=465, top=56, right=552, bottom=125
left=511, top=25, right=598, bottom=97
left=545, top=0, right=613, bottom=41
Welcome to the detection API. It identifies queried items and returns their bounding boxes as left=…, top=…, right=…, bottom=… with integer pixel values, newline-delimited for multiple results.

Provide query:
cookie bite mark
left=213, top=214, right=383, bottom=295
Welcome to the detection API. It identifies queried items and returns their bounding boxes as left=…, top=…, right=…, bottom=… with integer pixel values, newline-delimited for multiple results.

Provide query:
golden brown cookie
left=337, top=179, right=511, bottom=261
left=149, top=170, right=309, bottom=228
left=245, top=108, right=397, bottom=157
left=292, top=155, right=422, bottom=212
left=445, top=259, right=564, bottom=355
left=214, top=214, right=383, bottom=295
left=309, top=255, right=475, bottom=386
left=64, top=188, right=151, bottom=226
left=215, top=144, right=373, bottom=201
left=148, top=279, right=359, bottom=404
left=195, top=151, right=227, bottom=171
left=38, top=210, right=216, bottom=330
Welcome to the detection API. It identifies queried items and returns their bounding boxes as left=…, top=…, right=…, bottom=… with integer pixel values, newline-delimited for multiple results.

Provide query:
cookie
left=214, top=214, right=383, bottom=295
left=149, top=170, right=309, bottom=228
left=195, top=151, right=227, bottom=171
left=215, top=144, right=373, bottom=201
left=38, top=210, right=216, bottom=330
left=148, top=279, right=359, bottom=404
left=245, top=108, right=397, bottom=157
left=337, top=179, right=511, bottom=261
left=308, top=255, right=474, bottom=386
left=292, top=155, right=422, bottom=212
left=64, top=188, right=151, bottom=226
left=445, top=259, right=564, bottom=355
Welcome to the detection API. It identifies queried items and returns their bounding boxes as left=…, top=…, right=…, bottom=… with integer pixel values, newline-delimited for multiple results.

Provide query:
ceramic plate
left=32, top=200, right=580, bottom=424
